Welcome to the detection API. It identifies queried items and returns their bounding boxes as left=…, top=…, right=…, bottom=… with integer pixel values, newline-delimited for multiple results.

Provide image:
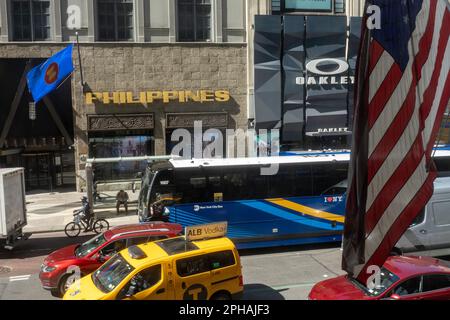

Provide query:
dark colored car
left=39, top=222, right=182, bottom=297
left=309, top=256, right=450, bottom=300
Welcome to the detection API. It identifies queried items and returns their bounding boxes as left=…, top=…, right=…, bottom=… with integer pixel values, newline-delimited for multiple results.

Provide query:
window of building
left=11, top=0, right=51, bottom=41
left=177, top=0, right=212, bottom=42
left=272, top=0, right=345, bottom=14
left=272, top=0, right=281, bottom=14
left=334, top=0, right=345, bottom=13
left=97, top=0, right=134, bottom=41
left=88, top=133, right=154, bottom=181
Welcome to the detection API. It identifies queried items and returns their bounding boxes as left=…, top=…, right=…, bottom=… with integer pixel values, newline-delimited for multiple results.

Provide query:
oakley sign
left=296, top=58, right=354, bottom=86
left=306, top=58, right=349, bottom=76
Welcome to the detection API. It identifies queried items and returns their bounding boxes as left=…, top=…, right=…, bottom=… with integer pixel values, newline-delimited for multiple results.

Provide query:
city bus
left=137, top=149, right=450, bottom=249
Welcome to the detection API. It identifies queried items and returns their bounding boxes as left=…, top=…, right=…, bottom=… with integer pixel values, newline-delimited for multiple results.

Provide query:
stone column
left=87, top=0, right=95, bottom=42
left=53, top=0, right=63, bottom=42
left=136, top=0, right=145, bottom=42
left=0, top=0, right=9, bottom=42
left=169, top=0, right=177, bottom=43
left=215, top=0, right=223, bottom=43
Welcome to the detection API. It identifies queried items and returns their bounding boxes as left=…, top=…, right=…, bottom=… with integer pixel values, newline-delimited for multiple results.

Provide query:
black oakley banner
left=254, top=15, right=283, bottom=130
left=282, top=15, right=306, bottom=142
left=305, top=16, right=348, bottom=137
left=254, top=15, right=362, bottom=143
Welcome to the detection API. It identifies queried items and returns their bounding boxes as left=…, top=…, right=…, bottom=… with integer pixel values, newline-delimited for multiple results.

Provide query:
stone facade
left=0, top=43, right=248, bottom=190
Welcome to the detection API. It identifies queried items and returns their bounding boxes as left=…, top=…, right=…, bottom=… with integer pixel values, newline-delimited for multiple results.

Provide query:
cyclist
left=80, top=196, right=93, bottom=229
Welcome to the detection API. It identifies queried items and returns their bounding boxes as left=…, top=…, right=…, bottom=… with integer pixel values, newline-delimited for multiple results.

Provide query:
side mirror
left=389, top=294, right=401, bottom=300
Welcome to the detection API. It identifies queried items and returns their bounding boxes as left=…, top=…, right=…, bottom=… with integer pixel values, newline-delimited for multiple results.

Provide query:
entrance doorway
left=22, top=152, right=75, bottom=191
left=23, top=153, right=52, bottom=190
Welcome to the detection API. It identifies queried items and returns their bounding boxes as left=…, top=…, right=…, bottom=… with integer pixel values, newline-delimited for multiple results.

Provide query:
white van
left=323, top=177, right=450, bottom=257
left=395, top=177, right=450, bottom=256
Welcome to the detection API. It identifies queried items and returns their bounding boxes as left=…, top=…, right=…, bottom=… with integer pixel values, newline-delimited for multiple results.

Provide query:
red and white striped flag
left=342, top=0, right=450, bottom=284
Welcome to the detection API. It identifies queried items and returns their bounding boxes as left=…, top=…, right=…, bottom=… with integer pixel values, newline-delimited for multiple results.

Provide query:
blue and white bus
left=137, top=149, right=450, bottom=249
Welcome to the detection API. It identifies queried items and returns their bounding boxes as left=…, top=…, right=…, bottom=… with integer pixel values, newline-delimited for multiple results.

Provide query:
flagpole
left=75, top=32, right=86, bottom=92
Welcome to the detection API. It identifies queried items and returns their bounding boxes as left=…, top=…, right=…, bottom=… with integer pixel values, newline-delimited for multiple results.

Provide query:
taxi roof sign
left=185, top=222, right=228, bottom=241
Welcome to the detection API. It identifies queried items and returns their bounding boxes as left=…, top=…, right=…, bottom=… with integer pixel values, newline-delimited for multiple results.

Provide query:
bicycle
left=64, top=208, right=110, bottom=238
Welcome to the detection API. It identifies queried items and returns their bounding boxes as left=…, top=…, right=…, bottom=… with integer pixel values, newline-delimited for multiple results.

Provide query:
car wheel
left=58, top=274, right=75, bottom=298
left=50, top=288, right=61, bottom=298
left=211, top=292, right=231, bottom=300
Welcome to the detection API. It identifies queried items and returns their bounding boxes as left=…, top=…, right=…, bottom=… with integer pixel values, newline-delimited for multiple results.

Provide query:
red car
left=309, top=256, right=450, bottom=300
left=39, top=222, right=182, bottom=297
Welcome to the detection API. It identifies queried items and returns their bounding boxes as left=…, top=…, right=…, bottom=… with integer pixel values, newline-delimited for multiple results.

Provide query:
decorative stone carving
left=166, top=113, right=228, bottom=129
left=87, top=114, right=154, bottom=131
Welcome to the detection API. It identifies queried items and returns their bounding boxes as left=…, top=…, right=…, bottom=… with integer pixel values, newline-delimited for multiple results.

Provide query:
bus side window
left=312, top=163, right=348, bottom=195
left=247, top=168, right=269, bottom=200
left=221, top=170, right=246, bottom=201
left=176, top=169, right=213, bottom=204
left=294, top=165, right=313, bottom=196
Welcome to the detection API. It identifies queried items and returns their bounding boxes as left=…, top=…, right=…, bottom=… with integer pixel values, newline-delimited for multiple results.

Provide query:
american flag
left=342, top=0, right=450, bottom=284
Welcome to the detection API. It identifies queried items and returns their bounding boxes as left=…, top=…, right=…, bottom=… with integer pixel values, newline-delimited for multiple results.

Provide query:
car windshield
left=75, top=234, right=108, bottom=257
left=92, top=254, right=134, bottom=293
left=350, top=267, right=400, bottom=297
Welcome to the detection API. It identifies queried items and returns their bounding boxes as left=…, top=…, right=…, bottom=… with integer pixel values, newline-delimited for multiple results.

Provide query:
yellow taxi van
left=64, top=222, right=244, bottom=300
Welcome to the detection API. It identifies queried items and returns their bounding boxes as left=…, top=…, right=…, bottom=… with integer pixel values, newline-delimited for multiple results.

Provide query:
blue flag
left=27, top=44, right=74, bottom=103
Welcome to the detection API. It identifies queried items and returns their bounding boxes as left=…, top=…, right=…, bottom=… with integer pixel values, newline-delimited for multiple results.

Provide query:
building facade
left=0, top=0, right=248, bottom=191
left=0, top=0, right=373, bottom=191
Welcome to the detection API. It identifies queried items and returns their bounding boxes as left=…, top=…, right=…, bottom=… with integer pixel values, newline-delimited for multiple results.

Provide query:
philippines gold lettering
left=185, top=91, right=201, bottom=102
left=215, top=90, right=230, bottom=102
left=102, top=92, right=114, bottom=104
left=85, top=90, right=231, bottom=104
left=126, top=92, right=141, bottom=104
left=200, top=90, right=215, bottom=102
left=139, top=92, right=147, bottom=104
left=147, top=91, right=163, bottom=103
left=85, top=92, right=95, bottom=104
left=163, top=91, right=179, bottom=103
left=178, top=91, right=186, bottom=102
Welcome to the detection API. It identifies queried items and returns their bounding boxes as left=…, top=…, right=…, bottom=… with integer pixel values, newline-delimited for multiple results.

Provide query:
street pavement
left=0, top=231, right=345, bottom=300
left=23, top=189, right=140, bottom=234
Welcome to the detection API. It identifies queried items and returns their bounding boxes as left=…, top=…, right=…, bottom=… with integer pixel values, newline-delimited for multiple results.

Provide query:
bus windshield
left=138, top=168, right=155, bottom=213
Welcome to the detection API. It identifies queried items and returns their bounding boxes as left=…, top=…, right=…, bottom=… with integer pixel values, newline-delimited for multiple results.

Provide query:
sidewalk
left=23, top=189, right=140, bottom=233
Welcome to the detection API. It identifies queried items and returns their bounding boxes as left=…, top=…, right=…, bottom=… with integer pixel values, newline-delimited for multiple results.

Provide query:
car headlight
left=41, top=264, right=57, bottom=273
